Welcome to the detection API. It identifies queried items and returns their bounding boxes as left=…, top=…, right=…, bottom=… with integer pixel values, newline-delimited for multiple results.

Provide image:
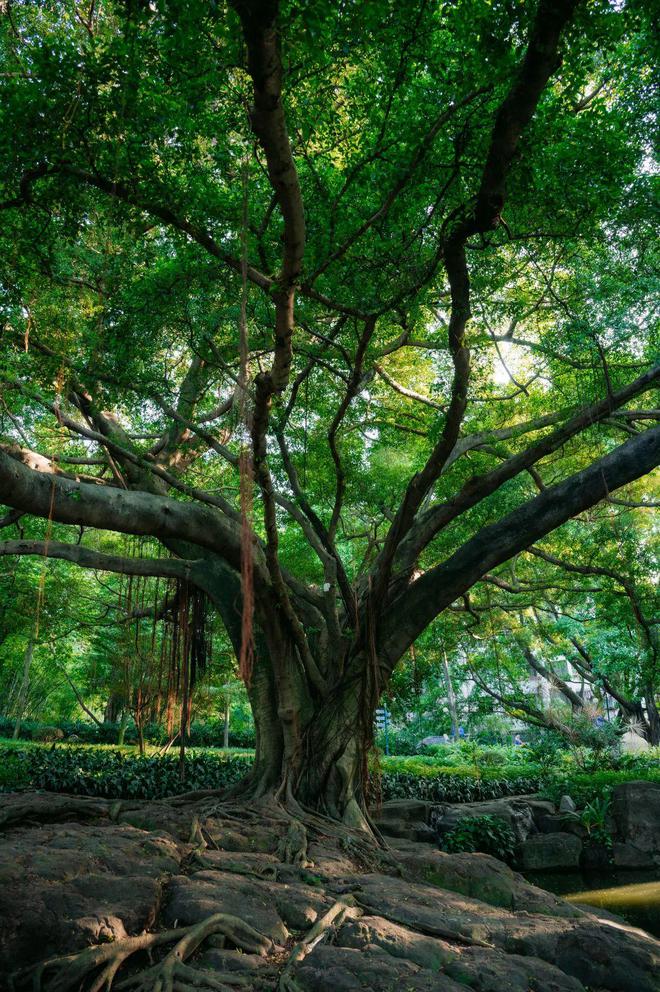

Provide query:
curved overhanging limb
left=0, top=539, right=200, bottom=581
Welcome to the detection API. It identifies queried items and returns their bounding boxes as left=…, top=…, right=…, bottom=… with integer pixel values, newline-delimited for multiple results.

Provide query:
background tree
left=459, top=503, right=659, bottom=742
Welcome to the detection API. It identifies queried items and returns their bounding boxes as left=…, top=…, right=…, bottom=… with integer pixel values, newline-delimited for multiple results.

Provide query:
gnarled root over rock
left=3, top=791, right=660, bottom=992
left=13, top=914, right=273, bottom=992
left=278, top=896, right=361, bottom=992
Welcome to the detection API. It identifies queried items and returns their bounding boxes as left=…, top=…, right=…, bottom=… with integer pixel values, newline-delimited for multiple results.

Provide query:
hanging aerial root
left=13, top=914, right=274, bottom=992
left=278, top=896, right=361, bottom=992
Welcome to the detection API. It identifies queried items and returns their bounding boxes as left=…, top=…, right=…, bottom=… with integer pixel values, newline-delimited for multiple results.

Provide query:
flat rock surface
left=391, top=838, right=582, bottom=917
left=163, top=869, right=290, bottom=943
left=0, top=790, right=658, bottom=992
left=0, top=820, right=182, bottom=975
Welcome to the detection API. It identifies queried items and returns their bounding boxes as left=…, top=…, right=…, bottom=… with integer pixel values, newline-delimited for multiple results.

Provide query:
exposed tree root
left=195, top=793, right=391, bottom=873
left=276, top=820, right=309, bottom=868
left=278, top=896, right=361, bottom=992
left=13, top=914, right=274, bottom=992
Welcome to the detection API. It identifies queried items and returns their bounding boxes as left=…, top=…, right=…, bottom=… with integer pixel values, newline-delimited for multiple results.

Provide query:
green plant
left=539, top=767, right=660, bottom=808
left=579, top=797, right=611, bottom=835
left=588, top=825, right=614, bottom=850
left=0, top=745, right=254, bottom=799
left=439, top=815, right=516, bottom=863
left=579, top=797, right=614, bottom=852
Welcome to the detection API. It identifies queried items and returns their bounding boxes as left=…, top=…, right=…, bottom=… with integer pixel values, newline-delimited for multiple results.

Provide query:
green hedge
left=2, top=745, right=253, bottom=799
left=0, top=717, right=256, bottom=749
left=1, top=744, right=542, bottom=803
left=380, top=769, right=542, bottom=803
left=538, top=768, right=660, bottom=807
left=2, top=741, right=657, bottom=806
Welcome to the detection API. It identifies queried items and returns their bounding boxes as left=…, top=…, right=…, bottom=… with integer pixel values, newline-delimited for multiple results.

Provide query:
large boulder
left=0, top=822, right=181, bottom=975
left=538, top=813, right=586, bottom=839
left=613, top=842, right=656, bottom=869
left=613, top=781, right=660, bottom=855
left=375, top=799, right=435, bottom=841
left=431, top=798, right=536, bottom=843
left=391, top=839, right=582, bottom=918
left=518, top=832, right=582, bottom=870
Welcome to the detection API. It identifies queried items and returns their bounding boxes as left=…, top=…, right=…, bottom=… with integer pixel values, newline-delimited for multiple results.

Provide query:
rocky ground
left=0, top=790, right=658, bottom=992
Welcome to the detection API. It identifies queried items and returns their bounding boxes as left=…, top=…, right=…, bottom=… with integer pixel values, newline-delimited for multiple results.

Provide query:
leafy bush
left=471, top=714, right=517, bottom=745
left=0, top=717, right=256, bottom=749
left=523, top=729, right=571, bottom=766
left=539, top=767, right=660, bottom=807
left=439, top=815, right=516, bottom=862
left=0, top=749, right=32, bottom=790
left=606, top=748, right=660, bottom=772
left=2, top=745, right=253, bottom=799
left=379, top=756, right=542, bottom=804
left=524, top=722, right=623, bottom=771
left=375, top=727, right=419, bottom=755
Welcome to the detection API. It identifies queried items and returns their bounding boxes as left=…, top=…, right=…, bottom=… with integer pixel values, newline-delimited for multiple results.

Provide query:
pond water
left=523, top=869, right=660, bottom=938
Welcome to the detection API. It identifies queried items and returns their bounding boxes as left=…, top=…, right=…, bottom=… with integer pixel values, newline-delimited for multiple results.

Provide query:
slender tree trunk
left=223, top=700, right=230, bottom=749
left=644, top=689, right=660, bottom=746
left=12, top=635, right=35, bottom=739
left=117, top=711, right=129, bottom=746
left=442, top=648, right=459, bottom=740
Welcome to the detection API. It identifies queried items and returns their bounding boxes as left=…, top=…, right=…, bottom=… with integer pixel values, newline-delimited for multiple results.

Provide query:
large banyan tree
left=0, top=0, right=657, bottom=823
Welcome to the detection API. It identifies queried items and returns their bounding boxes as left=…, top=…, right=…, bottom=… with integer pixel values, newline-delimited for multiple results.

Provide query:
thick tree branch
left=394, top=363, right=660, bottom=574
left=382, top=425, right=660, bottom=665
left=370, top=0, right=581, bottom=600
left=0, top=447, right=261, bottom=581
left=0, top=539, right=199, bottom=580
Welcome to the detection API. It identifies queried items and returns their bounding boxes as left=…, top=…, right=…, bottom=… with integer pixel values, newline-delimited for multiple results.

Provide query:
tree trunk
left=442, top=648, right=459, bottom=740
left=117, top=711, right=129, bottom=746
left=12, top=636, right=35, bottom=739
left=242, top=636, right=374, bottom=827
left=644, top=689, right=660, bottom=746
left=223, top=700, right=230, bottom=749
left=196, top=558, right=376, bottom=824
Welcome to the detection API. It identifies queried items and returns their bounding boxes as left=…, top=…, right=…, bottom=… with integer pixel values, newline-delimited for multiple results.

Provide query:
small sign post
left=375, top=707, right=390, bottom=755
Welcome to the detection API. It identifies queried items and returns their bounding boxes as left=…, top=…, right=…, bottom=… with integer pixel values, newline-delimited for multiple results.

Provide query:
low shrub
left=439, top=815, right=517, bottom=863
left=1, top=745, right=253, bottom=799
left=539, top=766, right=660, bottom=807
left=379, top=756, right=542, bottom=804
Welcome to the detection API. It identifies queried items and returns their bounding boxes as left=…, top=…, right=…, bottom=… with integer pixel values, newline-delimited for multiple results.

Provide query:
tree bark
left=644, top=689, right=660, bottom=746
left=12, top=635, right=35, bottom=739
left=223, top=699, right=230, bottom=749
left=442, top=648, right=459, bottom=740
